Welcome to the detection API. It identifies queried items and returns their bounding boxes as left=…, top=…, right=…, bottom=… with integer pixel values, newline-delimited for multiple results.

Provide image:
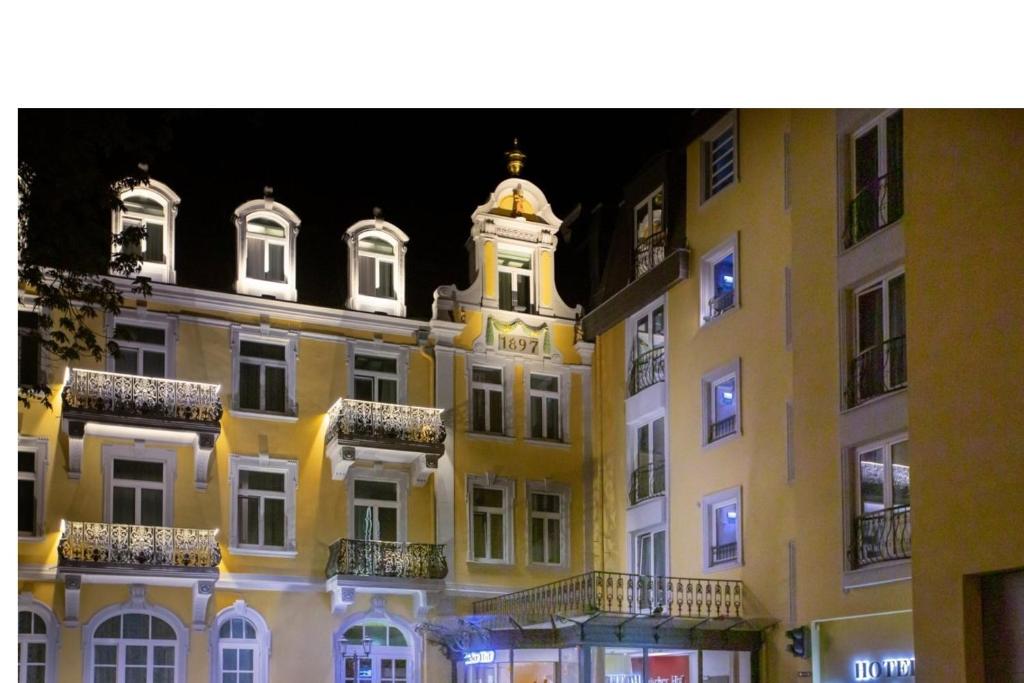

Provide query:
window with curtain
left=122, top=193, right=166, bottom=264
left=245, top=217, right=286, bottom=283
left=496, top=248, right=532, bottom=313
left=357, top=236, right=396, bottom=299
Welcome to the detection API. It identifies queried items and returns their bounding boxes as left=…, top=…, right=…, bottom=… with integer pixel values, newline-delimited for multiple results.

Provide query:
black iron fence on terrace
left=473, top=570, right=743, bottom=625
left=326, top=537, right=448, bottom=580
left=844, top=170, right=904, bottom=249
left=711, top=542, right=738, bottom=566
left=846, top=336, right=907, bottom=408
left=634, top=231, right=667, bottom=280
left=850, top=504, right=911, bottom=569
left=629, top=347, right=666, bottom=396
left=629, top=462, right=665, bottom=506
left=704, top=290, right=735, bottom=322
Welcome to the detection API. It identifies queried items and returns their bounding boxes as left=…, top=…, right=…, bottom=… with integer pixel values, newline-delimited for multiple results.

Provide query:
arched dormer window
left=234, top=194, right=300, bottom=302
left=209, top=601, right=271, bottom=683
left=18, top=594, right=59, bottom=683
left=344, top=218, right=409, bottom=317
left=112, top=179, right=180, bottom=283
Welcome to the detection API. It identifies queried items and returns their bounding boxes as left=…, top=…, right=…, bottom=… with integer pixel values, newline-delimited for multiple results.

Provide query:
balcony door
left=634, top=529, right=667, bottom=578
left=337, top=621, right=412, bottom=683
left=352, top=479, right=401, bottom=543
left=630, top=416, right=665, bottom=504
left=103, top=446, right=174, bottom=528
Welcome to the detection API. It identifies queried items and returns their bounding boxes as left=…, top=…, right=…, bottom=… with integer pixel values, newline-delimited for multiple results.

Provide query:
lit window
left=701, top=112, right=738, bottom=201
left=353, top=354, right=398, bottom=404
left=471, top=366, right=504, bottom=434
left=850, top=437, right=911, bottom=569
left=700, top=236, right=739, bottom=324
left=634, top=187, right=666, bottom=279
left=113, top=180, right=180, bottom=283
left=702, top=360, right=741, bottom=446
left=848, top=270, right=906, bottom=407
left=846, top=110, right=903, bottom=248
left=497, top=248, right=532, bottom=313
left=18, top=601, right=57, bottom=683
left=629, top=303, right=665, bottom=395
left=121, top=194, right=166, bottom=263
left=234, top=198, right=300, bottom=301
left=210, top=603, right=270, bottom=683
left=335, top=619, right=411, bottom=683
left=345, top=220, right=409, bottom=316
left=629, top=416, right=665, bottom=505
left=527, top=483, right=569, bottom=566
left=352, top=479, right=400, bottom=543
left=229, top=455, right=297, bottom=556
left=88, top=611, right=184, bottom=683
left=702, top=486, right=742, bottom=571
left=528, top=373, right=560, bottom=440
left=634, top=528, right=667, bottom=577
left=468, top=475, right=514, bottom=563
left=357, top=236, right=396, bottom=299
left=245, top=216, right=287, bottom=283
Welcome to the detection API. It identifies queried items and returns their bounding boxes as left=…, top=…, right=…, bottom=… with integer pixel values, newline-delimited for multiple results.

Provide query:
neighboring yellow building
left=17, top=115, right=1024, bottom=683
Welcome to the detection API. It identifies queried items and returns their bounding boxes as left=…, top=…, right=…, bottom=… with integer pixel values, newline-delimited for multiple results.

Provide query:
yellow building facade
left=18, top=115, right=1024, bottom=683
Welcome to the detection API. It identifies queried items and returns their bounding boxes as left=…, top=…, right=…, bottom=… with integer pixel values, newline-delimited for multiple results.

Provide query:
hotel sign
left=853, top=657, right=915, bottom=680
left=463, top=651, right=495, bottom=665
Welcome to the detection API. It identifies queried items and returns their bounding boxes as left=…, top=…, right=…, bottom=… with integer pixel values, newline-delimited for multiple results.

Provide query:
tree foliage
left=17, top=111, right=176, bottom=408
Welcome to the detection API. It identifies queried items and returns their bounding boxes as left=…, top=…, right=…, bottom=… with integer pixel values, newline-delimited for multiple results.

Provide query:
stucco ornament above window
left=233, top=187, right=301, bottom=302
left=344, top=210, right=409, bottom=317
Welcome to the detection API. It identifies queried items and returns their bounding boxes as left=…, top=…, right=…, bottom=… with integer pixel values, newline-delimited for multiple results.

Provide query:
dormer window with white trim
left=234, top=195, right=300, bottom=301
left=345, top=218, right=409, bottom=317
left=112, top=179, right=180, bottom=283
left=497, top=247, right=533, bottom=313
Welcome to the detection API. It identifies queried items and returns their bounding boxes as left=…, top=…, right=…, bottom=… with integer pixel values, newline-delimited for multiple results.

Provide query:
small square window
left=702, top=486, right=742, bottom=572
left=702, top=360, right=741, bottom=446
left=700, top=236, right=739, bottom=325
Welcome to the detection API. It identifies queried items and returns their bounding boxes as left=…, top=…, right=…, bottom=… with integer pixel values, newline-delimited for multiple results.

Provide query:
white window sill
left=842, top=559, right=911, bottom=590
left=18, top=534, right=45, bottom=543
left=700, top=305, right=739, bottom=329
left=703, top=559, right=742, bottom=574
left=698, top=178, right=738, bottom=209
left=522, top=437, right=571, bottom=449
left=703, top=430, right=741, bottom=451
left=465, top=431, right=515, bottom=443
left=467, top=558, right=513, bottom=566
left=839, top=386, right=907, bottom=415
left=229, top=546, right=298, bottom=558
left=839, top=215, right=903, bottom=256
left=231, top=409, right=299, bottom=423
left=527, top=561, right=570, bottom=571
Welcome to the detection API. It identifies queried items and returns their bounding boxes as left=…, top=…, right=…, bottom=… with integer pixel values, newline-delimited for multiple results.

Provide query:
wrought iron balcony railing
left=325, top=398, right=446, bottom=454
left=634, top=230, right=667, bottom=280
left=629, top=347, right=666, bottom=396
left=61, top=368, right=223, bottom=425
left=709, top=415, right=737, bottom=442
left=711, top=542, right=738, bottom=565
left=846, top=336, right=907, bottom=408
left=850, top=504, right=911, bottom=569
left=326, top=538, right=448, bottom=580
left=473, top=571, right=742, bottom=625
left=628, top=462, right=665, bottom=506
left=704, top=290, right=735, bottom=322
left=844, top=170, right=904, bottom=249
left=58, top=520, right=221, bottom=572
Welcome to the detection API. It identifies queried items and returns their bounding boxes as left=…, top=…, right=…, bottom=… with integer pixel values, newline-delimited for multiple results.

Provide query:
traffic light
left=785, top=625, right=808, bottom=658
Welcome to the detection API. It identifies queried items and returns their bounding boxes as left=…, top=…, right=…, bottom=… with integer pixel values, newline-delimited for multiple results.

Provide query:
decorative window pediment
left=112, top=179, right=180, bottom=283
left=344, top=218, right=408, bottom=317
left=234, top=194, right=300, bottom=302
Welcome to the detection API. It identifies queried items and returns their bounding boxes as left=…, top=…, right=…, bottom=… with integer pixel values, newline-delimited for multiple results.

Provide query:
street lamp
left=337, top=636, right=373, bottom=659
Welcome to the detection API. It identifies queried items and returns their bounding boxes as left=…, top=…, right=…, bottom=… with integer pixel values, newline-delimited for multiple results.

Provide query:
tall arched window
left=112, top=180, right=180, bottom=284
left=333, top=613, right=416, bottom=683
left=209, top=601, right=271, bottom=683
left=344, top=219, right=409, bottom=317
left=83, top=599, right=188, bottom=683
left=17, top=596, right=58, bottom=683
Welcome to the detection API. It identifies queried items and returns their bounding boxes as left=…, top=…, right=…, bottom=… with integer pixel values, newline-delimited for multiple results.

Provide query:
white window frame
left=700, top=110, right=739, bottom=203
left=101, top=445, right=175, bottom=527
left=229, top=454, right=298, bottom=557
left=632, top=527, right=668, bottom=577
left=18, top=437, right=47, bottom=540
left=466, top=474, right=515, bottom=564
left=231, top=326, right=299, bottom=420
left=344, top=220, right=409, bottom=317
left=233, top=199, right=300, bottom=302
left=333, top=610, right=420, bottom=683
left=106, top=312, right=177, bottom=378
left=347, top=471, right=408, bottom=543
left=470, top=364, right=506, bottom=435
left=496, top=246, right=534, bottom=313
left=634, top=186, right=665, bottom=243
left=701, top=485, right=743, bottom=573
left=629, top=414, right=666, bottom=505
left=848, top=268, right=907, bottom=407
left=627, top=299, right=667, bottom=396
left=526, top=371, right=563, bottom=442
left=854, top=434, right=910, bottom=516
left=18, top=594, right=59, bottom=683
left=699, top=233, right=739, bottom=325
left=83, top=597, right=189, bottom=683
left=209, top=601, right=271, bottom=683
left=112, top=180, right=180, bottom=284
left=701, top=359, right=742, bottom=447
left=349, top=344, right=407, bottom=405
left=850, top=109, right=901, bottom=197
left=18, top=304, right=47, bottom=387
left=525, top=481, right=570, bottom=568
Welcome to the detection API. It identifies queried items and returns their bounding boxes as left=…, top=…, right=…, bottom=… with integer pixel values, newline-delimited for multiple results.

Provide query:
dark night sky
left=22, top=110, right=715, bottom=320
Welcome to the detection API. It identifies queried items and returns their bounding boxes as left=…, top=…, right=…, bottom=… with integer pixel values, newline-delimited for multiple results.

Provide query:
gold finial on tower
left=505, top=138, right=526, bottom=177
